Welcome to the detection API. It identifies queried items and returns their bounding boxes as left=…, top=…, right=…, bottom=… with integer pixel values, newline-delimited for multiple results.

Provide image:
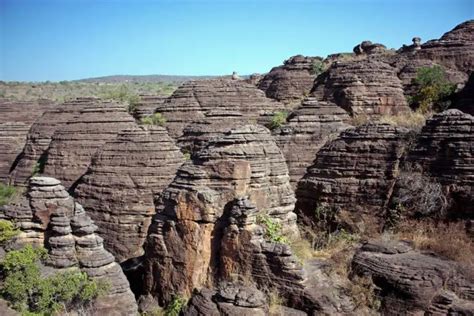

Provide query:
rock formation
left=311, top=59, right=410, bottom=116
left=352, top=240, right=474, bottom=315
left=407, top=109, right=474, bottom=216
left=296, top=123, right=408, bottom=232
left=156, top=79, right=287, bottom=138
left=74, top=126, right=184, bottom=262
left=353, top=41, right=387, bottom=55
left=258, top=55, right=322, bottom=104
left=8, top=98, right=94, bottom=186
left=273, top=97, right=351, bottom=188
left=132, top=95, right=167, bottom=120
left=0, top=123, right=30, bottom=183
left=0, top=98, right=56, bottom=125
left=452, top=73, right=474, bottom=115
left=1, top=177, right=138, bottom=315
left=142, top=125, right=299, bottom=303
left=42, top=102, right=136, bottom=189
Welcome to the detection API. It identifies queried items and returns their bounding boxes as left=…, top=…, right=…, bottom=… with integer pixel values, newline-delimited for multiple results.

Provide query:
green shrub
left=257, top=215, right=288, bottom=244
left=1, top=245, right=107, bottom=315
left=141, top=113, right=166, bottom=126
left=0, top=220, right=19, bottom=245
left=165, top=295, right=187, bottom=316
left=410, top=65, right=456, bottom=113
left=0, top=184, right=17, bottom=206
left=268, top=111, right=288, bottom=130
left=311, top=59, right=326, bottom=76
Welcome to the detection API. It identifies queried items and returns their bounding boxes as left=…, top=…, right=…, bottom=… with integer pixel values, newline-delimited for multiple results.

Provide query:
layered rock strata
left=407, top=109, right=474, bottom=216
left=132, top=95, right=167, bottom=120
left=258, top=55, right=322, bottom=104
left=142, top=125, right=299, bottom=304
left=273, top=97, right=351, bottom=187
left=0, top=123, right=30, bottom=183
left=42, top=102, right=136, bottom=189
left=352, top=240, right=474, bottom=315
left=311, top=59, right=410, bottom=116
left=155, top=79, right=287, bottom=138
left=296, top=123, right=408, bottom=231
left=74, top=126, right=184, bottom=262
left=1, top=177, right=138, bottom=314
left=8, top=98, right=94, bottom=185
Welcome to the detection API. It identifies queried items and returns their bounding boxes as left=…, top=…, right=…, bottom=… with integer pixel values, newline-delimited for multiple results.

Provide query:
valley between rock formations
left=0, top=20, right=473, bottom=315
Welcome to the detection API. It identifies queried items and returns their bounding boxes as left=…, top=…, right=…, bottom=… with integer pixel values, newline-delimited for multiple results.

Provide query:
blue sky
left=0, top=0, right=472, bottom=81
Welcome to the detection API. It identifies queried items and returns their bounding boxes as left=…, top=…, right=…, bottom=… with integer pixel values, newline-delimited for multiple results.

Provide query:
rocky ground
left=0, top=20, right=473, bottom=315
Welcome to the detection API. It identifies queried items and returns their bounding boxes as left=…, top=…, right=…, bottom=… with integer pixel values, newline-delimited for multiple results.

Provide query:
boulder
left=353, top=41, right=387, bottom=55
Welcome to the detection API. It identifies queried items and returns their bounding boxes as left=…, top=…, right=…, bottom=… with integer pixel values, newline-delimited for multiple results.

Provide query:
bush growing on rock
left=0, top=184, right=17, bottom=206
left=0, top=245, right=107, bottom=315
left=165, top=295, right=187, bottom=316
left=0, top=220, right=19, bottom=246
left=268, top=111, right=288, bottom=130
left=257, top=214, right=288, bottom=244
left=310, top=59, right=326, bottom=76
left=409, top=65, right=456, bottom=113
left=141, top=113, right=167, bottom=126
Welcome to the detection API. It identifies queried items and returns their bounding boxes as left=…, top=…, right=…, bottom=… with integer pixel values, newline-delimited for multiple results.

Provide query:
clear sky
left=0, top=0, right=472, bottom=82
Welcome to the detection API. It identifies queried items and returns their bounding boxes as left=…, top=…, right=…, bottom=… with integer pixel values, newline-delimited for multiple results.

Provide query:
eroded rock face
left=157, top=79, right=287, bottom=138
left=353, top=41, right=387, bottom=55
left=258, top=55, right=322, bottom=104
left=142, top=125, right=298, bottom=304
left=8, top=98, right=94, bottom=186
left=0, top=98, right=56, bottom=125
left=74, top=126, right=184, bottom=262
left=1, top=177, right=138, bottom=315
left=273, top=97, right=351, bottom=188
left=453, top=73, right=474, bottom=115
left=42, top=102, right=136, bottom=189
left=0, top=123, right=30, bottom=183
left=352, top=240, right=474, bottom=315
left=407, top=109, right=474, bottom=216
left=132, top=95, right=167, bottom=120
left=296, top=123, right=408, bottom=232
left=311, top=59, right=410, bottom=116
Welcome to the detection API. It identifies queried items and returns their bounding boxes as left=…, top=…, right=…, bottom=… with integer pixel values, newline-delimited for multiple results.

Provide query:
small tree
left=410, top=65, right=456, bottom=113
left=0, top=184, right=17, bottom=206
left=0, top=220, right=19, bottom=246
left=311, top=59, right=326, bottom=76
left=141, top=113, right=166, bottom=126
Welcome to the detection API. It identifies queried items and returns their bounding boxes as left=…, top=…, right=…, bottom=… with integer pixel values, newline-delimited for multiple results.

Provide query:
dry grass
left=378, top=110, right=429, bottom=131
left=396, top=220, right=474, bottom=266
left=289, top=238, right=314, bottom=262
left=350, top=113, right=371, bottom=126
left=348, top=275, right=381, bottom=313
left=268, top=291, right=285, bottom=316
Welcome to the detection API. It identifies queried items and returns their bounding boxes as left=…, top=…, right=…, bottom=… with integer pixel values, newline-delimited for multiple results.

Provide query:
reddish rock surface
left=74, top=126, right=184, bottom=262
left=132, top=95, right=167, bottom=120
left=0, top=123, right=30, bottom=183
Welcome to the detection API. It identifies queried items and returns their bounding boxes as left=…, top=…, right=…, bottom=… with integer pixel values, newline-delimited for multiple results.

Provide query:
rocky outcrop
left=258, top=55, right=321, bottom=104
left=132, top=95, right=167, bottom=120
left=311, top=59, right=410, bottom=116
left=8, top=98, right=94, bottom=186
left=352, top=240, right=474, bottom=315
left=296, top=123, right=408, bottom=232
left=453, top=73, right=474, bottom=115
left=142, top=125, right=299, bottom=304
left=0, top=123, right=30, bottom=183
left=353, top=41, right=388, bottom=55
left=407, top=109, right=474, bottom=217
left=74, top=126, right=184, bottom=262
left=156, top=79, right=287, bottom=138
left=42, top=102, right=136, bottom=189
left=1, top=177, right=138, bottom=315
left=273, top=97, right=350, bottom=188
left=0, top=98, right=56, bottom=125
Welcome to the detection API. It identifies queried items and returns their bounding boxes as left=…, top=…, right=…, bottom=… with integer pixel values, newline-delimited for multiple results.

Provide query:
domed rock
left=296, top=123, right=408, bottom=232
left=258, top=55, right=322, bottom=104
left=407, top=109, right=474, bottom=216
left=42, top=102, right=136, bottom=189
left=74, top=126, right=184, bottom=262
left=273, top=97, right=351, bottom=188
left=353, top=40, right=387, bottom=55
left=311, top=59, right=410, bottom=116
left=0, top=98, right=56, bottom=125
left=155, top=79, right=287, bottom=138
left=142, top=125, right=298, bottom=304
left=0, top=177, right=138, bottom=315
left=8, top=98, right=95, bottom=186
left=132, top=95, right=167, bottom=120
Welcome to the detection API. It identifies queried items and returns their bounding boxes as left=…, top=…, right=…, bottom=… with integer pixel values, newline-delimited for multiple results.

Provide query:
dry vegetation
left=351, top=110, right=429, bottom=131
left=0, top=81, right=177, bottom=102
left=395, top=220, right=474, bottom=267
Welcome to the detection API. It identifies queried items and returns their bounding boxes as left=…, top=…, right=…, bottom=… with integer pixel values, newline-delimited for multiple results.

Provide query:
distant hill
left=74, top=74, right=222, bottom=84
